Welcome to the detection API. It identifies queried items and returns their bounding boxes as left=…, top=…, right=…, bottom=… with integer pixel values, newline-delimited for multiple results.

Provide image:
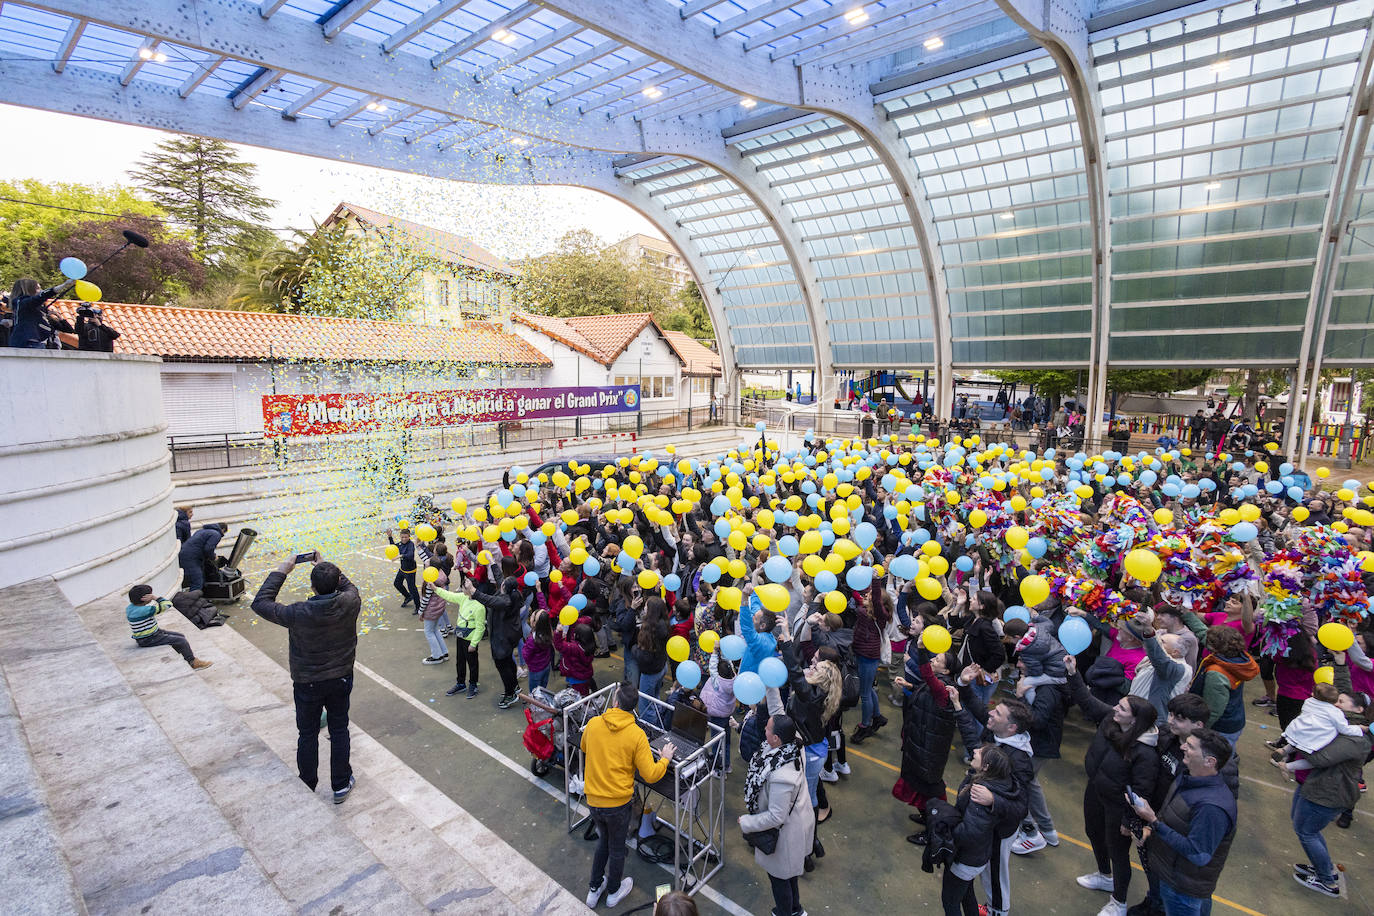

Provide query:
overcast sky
left=0, top=104, right=662, bottom=260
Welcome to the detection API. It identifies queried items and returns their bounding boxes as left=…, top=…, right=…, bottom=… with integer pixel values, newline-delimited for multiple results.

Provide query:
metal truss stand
left=561, top=683, right=727, bottom=896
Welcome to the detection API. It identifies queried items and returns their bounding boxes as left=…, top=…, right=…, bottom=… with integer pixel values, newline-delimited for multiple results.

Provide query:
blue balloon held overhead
left=584, top=557, right=601, bottom=576
left=496, top=489, right=514, bottom=508
left=59, top=256, right=87, bottom=280
left=720, top=633, right=746, bottom=661
left=846, top=566, right=874, bottom=590
left=1026, top=537, right=1048, bottom=559
left=711, top=495, right=731, bottom=516
left=890, top=554, right=919, bottom=580
left=764, top=555, right=792, bottom=584
left=755, top=421, right=766, bottom=432
left=1288, top=486, right=1304, bottom=501
left=675, top=660, right=702, bottom=690
left=616, top=552, right=636, bottom=573
left=701, top=564, right=722, bottom=584
left=758, top=657, right=788, bottom=689
left=734, top=671, right=765, bottom=705
left=664, top=573, right=682, bottom=592
left=1004, top=605, right=1031, bottom=624
left=1230, top=522, right=1258, bottom=543
left=814, top=570, right=838, bottom=593
left=955, top=555, right=974, bottom=573
left=914, top=528, right=931, bottom=544
left=569, top=593, right=588, bottom=611
left=778, top=534, right=799, bottom=556
left=1181, top=484, right=1200, bottom=499
left=853, top=521, right=878, bottom=550
left=1162, top=483, right=1180, bottom=498
left=1265, top=480, right=1283, bottom=494
left=523, top=571, right=537, bottom=587
left=1279, top=462, right=1294, bottom=476
left=713, top=518, right=731, bottom=539
left=1059, top=616, right=1093, bottom=656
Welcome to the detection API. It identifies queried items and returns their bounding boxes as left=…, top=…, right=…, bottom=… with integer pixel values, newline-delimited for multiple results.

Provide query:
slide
left=894, top=375, right=918, bottom=403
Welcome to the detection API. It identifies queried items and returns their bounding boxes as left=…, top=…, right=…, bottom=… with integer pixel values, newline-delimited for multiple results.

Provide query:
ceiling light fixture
left=365, top=101, right=388, bottom=112
left=924, top=36, right=944, bottom=50
left=493, top=28, right=516, bottom=43
left=1210, top=59, right=1230, bottom=74
left=138, top=47, right=154, bottom=60
left=998, top=211, right=1014, bottom=220
left=511, top=137, right=528, bottom=146
left=154, top=52, right=167, bottom=62
left=844, top=7, right=870, bottom=25
left=973, top=116, right=990, bottom=128
left=740, top=97, right=757, bottom=109
left=1205, top=181, right=1221, bottom=190
left=643, top=86, right=663, bottom=99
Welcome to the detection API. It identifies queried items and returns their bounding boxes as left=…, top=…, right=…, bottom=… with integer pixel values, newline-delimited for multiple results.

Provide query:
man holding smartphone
left=250, top=550, right=362, bottom=804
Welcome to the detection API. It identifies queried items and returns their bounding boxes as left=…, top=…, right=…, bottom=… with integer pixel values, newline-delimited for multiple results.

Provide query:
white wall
left=0, top=350, right=179, bottom=605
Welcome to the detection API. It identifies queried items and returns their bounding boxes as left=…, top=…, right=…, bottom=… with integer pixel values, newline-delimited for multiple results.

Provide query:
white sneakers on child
left=834, top=762, right=851, bottom=775
left=1076, top=872, right=1114, bottom=892
left=1096, top=899, right=1127, bottom=916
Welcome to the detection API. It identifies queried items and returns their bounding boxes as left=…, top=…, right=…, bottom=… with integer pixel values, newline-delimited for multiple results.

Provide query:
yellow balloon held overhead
left=802, top=554, right=824, bottom=577
left=422, top=566, right=439, bottom=583
left=1005, top=526, right=1029, bottom=550
left=916, top=577, right=943, bottom=600
left=718, top=586, right=743, bottom=611
left=756, top=583, right=789, bottom=613
left=728, top=558, right=748, bottom=579
left=637, top=569, right=660, bottom=589
left=384, top=545, right=400, bottom=560
left=1237, top=504, right=1261, bottom=523
left=1020, top=574, right=1050, bottom=607
left=922, top=624, right=952, bottom=654
left=623, top=534, right=644, bottom=559
left=728, top=530, right=747, bottom=551
left=1153, top=508, right=1174, bottom=526
left=549, top=569, right=563, bottom=584
left=824, top=590, right=847, bottom=614
left=559, top=607, right=579, bottom=626
left=833, top=538, right=862, bottom=561
left=1292, top=506, right=1309, bottom=522
left=415, top=523, right=437, bottom=542
left=1124, top=549, right=1163, bottom=584
left=1314, top=666, right=1335, bottom=686
left=666, top=635, right=690, bottom=663
left=73, top=279, right=101, bottom=302
left=1317, top=467, right=1331, bottom=479
left=699, top=631, right=719, bottom=654
left=1318, top=622, right=1355, bottom=652
left=921, top=540, right=941, bottom=557
left=927, top=556, right=949, bottom=577
left=450, top=497, right=467, bottom=515
left=968, top=509, right=987, bottom=529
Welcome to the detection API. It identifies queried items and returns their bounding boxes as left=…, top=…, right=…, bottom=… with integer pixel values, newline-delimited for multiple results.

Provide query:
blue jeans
left=422, top=618, right=447, bottom=659
left=970, top=679, right=998, bottom=709
left=1159, top=879, right=1212, bottom=916
left=856, top=654, right=879, bottom=727
left=803, top=743, right=826, bottom=807
left=1215, top=728, right=1242, bottom=749
left=1291, top=792, right=1340, bottom=882
left=528, top=666, right=550, bottom=692
left=639, top=669, right=665, bottom=729
left=708, top=714, right=732, bottom=770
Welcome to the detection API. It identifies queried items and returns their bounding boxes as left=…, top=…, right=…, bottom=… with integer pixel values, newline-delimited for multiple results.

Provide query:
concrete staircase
left=0, top=577, right=589, bottom=916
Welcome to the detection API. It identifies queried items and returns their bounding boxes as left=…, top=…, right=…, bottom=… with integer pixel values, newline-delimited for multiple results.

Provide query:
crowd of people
left=3, top=278, right=120, bottom=350
left=358, top=422, right=1372, bottom=915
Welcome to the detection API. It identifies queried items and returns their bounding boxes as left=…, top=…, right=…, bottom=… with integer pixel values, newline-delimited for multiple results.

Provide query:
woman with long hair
left=1065, top=655, right=1161, bottom=916
left=1275, top=627, right=1319, bottom=731
left=738, top=714, right=815, bottom=916
left=895, top=648, right=960, bottom=840
left=634, top=596, right=670, bottom=727
left=8, top=276, right=74, bottom=349
left=937, top=744, right=1026, bottom=916
left=851, top=580, right=893, bottom=744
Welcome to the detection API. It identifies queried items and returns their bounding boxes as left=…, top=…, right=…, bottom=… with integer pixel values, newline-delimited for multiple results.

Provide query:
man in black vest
left=1128, top=729, right=1237, bottom=916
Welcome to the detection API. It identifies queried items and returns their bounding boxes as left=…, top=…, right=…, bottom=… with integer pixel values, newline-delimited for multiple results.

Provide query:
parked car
left=485, top=455, right=621, bottom=499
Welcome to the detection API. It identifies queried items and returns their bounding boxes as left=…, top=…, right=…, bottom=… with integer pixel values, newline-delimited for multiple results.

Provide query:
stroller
left=521, top=686, right=607, bottom=778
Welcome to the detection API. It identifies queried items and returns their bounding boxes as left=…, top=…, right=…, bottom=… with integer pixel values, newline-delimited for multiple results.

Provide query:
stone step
left=0, top=663, right=86, bottom=916
left=188, top=618, right=591, bottom=916
left=74, top=592, right=431, bottom=916
left=0, top=578, right=292, bottom=916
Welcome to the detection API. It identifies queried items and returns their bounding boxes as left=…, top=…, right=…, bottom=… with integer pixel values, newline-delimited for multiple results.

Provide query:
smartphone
left=655, top=884, right=671, bottom=901
left=294, top=550, right=317, bottom=564
left=1125, top=787, right=1141, bottom=807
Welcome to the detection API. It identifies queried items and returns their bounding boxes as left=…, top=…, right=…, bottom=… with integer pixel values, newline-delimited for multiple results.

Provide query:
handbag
left=742, top=776, right=802, bottom=855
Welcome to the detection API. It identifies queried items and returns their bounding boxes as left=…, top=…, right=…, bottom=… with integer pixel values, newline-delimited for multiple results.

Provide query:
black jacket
left=251, top=570, right=361, bottom=683
left=780, top=639, right=828, bottom=745
left=947, top=773, right=1027, bottom=869
left=960, top=616, right=1006, bottom=672
left=469, top=579, right=522, bottom=656
left=953, top=684, right=1035, bottom=802
left=899, top=663, right=957, bottom=796
left=1024, top=679, right=1068, bottom=760
left=1069, top=673, right=1161, bottom=820
left=171, top=589, right=222, bottom=629
left=178, top=526, right=223, bottom=564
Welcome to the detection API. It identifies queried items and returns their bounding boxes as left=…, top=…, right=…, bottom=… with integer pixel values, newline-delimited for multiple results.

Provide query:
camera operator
left=250, top=550, right=362, bottom=804
left=75, top=304, right=120, bottom=352
left=8, top=277, right=75, bottom=349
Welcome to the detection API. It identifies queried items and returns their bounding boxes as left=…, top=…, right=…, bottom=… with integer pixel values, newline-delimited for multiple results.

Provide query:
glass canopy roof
left=1, top=0, right=1372, bottom=406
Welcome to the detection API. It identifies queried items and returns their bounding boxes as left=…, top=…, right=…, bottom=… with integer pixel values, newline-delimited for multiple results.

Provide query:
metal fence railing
left=167, top=402, right=734, bottom=474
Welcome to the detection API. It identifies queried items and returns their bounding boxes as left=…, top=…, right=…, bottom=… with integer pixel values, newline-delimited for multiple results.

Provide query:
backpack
left=835, top=647, right=861, bottom=711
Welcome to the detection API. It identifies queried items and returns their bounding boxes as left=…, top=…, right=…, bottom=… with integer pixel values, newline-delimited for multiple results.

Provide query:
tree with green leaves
left=992, top=368, right=1213, bottom=404
left=513, top=229, right=674, bottom=319
left=0, top=179, right=163, bottom=285
left=128, top=137, right=276, bottom=269
left=658, top=281, right=715, bottom=339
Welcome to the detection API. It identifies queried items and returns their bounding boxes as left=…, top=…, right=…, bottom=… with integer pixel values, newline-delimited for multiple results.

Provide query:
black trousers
left=393, top=569, right=420, bottom=605
left=768, top=873, right=802, bottom=916
left=1277, top=694, right=1305, bottom=731
left=455, top=645, right=479, bottom=685
left=588, top=801, right=632, bottom=892
left=136, top=629, right=194, bottom=663
left=492, top=648, right=519, bottom=697
left=294, top=674, right=353, bottom=792
left=941, top=868, right=979, bottom=916
left=1082, top=788, right=1133, bottom=903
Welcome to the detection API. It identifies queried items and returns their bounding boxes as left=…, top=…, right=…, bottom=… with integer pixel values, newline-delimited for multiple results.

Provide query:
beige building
left=319, top=202, right=516, bottom=327
left=607, top=233, right=692, bottom=292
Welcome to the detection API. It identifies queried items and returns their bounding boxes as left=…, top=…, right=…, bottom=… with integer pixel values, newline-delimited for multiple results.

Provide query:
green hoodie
left=433, top=586, right=485, bottom=650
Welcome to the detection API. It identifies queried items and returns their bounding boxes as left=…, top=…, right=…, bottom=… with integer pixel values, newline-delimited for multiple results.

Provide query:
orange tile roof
left=511, top=312, right=604, bottom=364
left=514, top=311, right=659, bottom=367
left=323, top=203, right=515, bottom=276
left=49, top=301, right=551, bottom=367
left=662, top=330, right=723, bottom=377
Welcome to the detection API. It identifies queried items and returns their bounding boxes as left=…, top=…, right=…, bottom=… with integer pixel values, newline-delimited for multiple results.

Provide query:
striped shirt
left=127, top=601, right=161, bottom=639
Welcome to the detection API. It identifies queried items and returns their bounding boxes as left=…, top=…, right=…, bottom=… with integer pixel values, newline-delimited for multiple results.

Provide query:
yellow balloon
left=667, top=635, right=690, bottom=663
left=824, top=590, right=847, bottom=614
left=1316, top=467, right=1330, bottom=479
left=718, top=587, right=743, bottom=611
left=1218, top=508, right=1240, bottom=526
left=450, top=497, right=468, bottom=515
left=1292, top=506, right=1310, bottom=522
left=483, top=524, right=500, bottom=542
left=398, top=518, right=410, bottom=529
left=1254, top=461, right=1269, bottom=473
left=1336, top=521, right=1350, bottom=533
left=823, top=553, right=846, bottom=576
left=916, top=577, right=943, bottom=600
left=415, top=523, right=437, bottom=542
left=1318, top=622, right=1355, bottom=652
left=1020, top=574, right=1050, bottom=607
left=728, top=558, right=748, bottom=579
left=801, top=555, right=824, bottom=577
left=946, top=490, right=962, bottom=505
left=1153, top=508, right=1173, bottom=526
left=549, top=569, right=563, bottom=584
left=1124, top=549, right=1163, bottom=584
left=699, top=631, right=719, bottom=654
left=384, top=545, right=400, bottom=560
left=833, top=538, right=862, bottom=561
left=1010, top=495, right=1027, bottom=512
left=752, top=534, right=771, bottom=551
left=923, top=624, right=953, bottom=653
left=921, top=540, right=941, bottom=557
left=1314, top=666, right=1334, bottom=686
left=559, top=607, right=579, bottom=626
left=73, top=279, right=101, bottom=302
left=969, top=509, right=987, bottom=529
left=623, top=535, right=644, bottom=559
left=570, top=547, right=588, bottom=565
left=927, top=556, right=949, bottom=576
left=757, top=583, right=789, bottom=613
left=727, top=530, right=746, bottom=552
left=1237, top=504, right=1261, bottom=523
left=471, top=507, right=488, bottom=523
left=1005, top=526, right=1029, bottom=550
left=832, top=517, right=851, bottom=536
left=422, top=566, right=440, bottom=583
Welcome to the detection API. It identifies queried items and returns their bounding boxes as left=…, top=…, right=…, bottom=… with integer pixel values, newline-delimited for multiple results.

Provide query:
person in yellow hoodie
left=580, top=682, right=676, bottom=908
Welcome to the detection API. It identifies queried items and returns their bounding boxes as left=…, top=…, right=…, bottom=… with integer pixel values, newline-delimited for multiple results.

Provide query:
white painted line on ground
left=354, top=662, right=753, bottom=916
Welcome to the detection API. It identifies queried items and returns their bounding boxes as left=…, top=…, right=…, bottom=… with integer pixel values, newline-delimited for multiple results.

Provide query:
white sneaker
left=606, top=877, right=633, bottom=907
left=819, top=768, right=839, bottom=783
left=1012, top=830, right=1047, bottom=855
left=1096, top=899, right=1127, bottom=916
left=834, top=762, right=851, bottom=775
left=585, top=880, right=605, bottom=908
left=1044, top=829, right=1060, bottom=847
left=1076, top=872, right=1114, bottom=893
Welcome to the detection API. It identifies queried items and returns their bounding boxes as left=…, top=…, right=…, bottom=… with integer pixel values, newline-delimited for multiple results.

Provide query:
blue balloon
left=711, top=495, right=731, bottom=516
left=702, top=564, right=722, bottom=584
left=890, top=554, right=919, bottom=580
left=676, top=660, right=702, bottom=689
left=776, top=535, right=798, bottom=556
left=529, top=531, right=547, bottom=546
left=59, top=256, right=86, bottom=280
left=1139, top=470, right=1157, bottom=487
left=511, top=483, right=526, bottom=499
left=1181, top=484, right=1200, bottom=499
left=501, top=530, right=517, bottom=542
left=584, top=557, right=601, bottom=576
left=569, top=593, right=588, bottom=610
left=1230, top=522, right=1258, bottom=543
left=1162, top=483, right=1181, bottom=498
left=758, top=656, right=788, bottom=689
left=1041, top=467, right=1055, bottom=481
left=523, top=571, right=538, bottom=586
left=965, top=535, right=976, bottom=548
left=853, top=521, right=878, bottom=550
left=496, top=489, right=514, bottom=508
left=616, top=552, right=636, bottom=573
left=1198, top=479, right=1217, bottom=492
left=734, top=671, right=765, bottom=705
left=782, top=511, right=799, bottom=528
left=1026, top=537, right=1048, bottom=559
left=1117, top=474, right=1131, bottom=486
left=664, top=574, right=682, bottom=592
left=955, top=555, right=974, bottom=573
left=815, top=570, right=838, bottom=593
left=1242, top=485, right=1259, bottom=498
left=1004, top=605, right=1030, bottom=624
left=764, top=555, right=792, bottom=584
left=820, top=529, right=836, bottom=547
left=1288, top=486, right=1304, bottom=501
left=1279, top=462, right=1294, bottom=476
left=1265, top=480, right=1283, bottom=494
left=806, top=493, right=821, bottom=509
left=1059, top=616, right=1093, bottom=656
left=720, top=633, right=746, bottom=661
left=714, top=518, right=732, bottom=539
left=914, top=528, right=931, bottom=544
left=846, top=566, right=874, bottom=590
left=883, top=504, right=899, bottom=520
